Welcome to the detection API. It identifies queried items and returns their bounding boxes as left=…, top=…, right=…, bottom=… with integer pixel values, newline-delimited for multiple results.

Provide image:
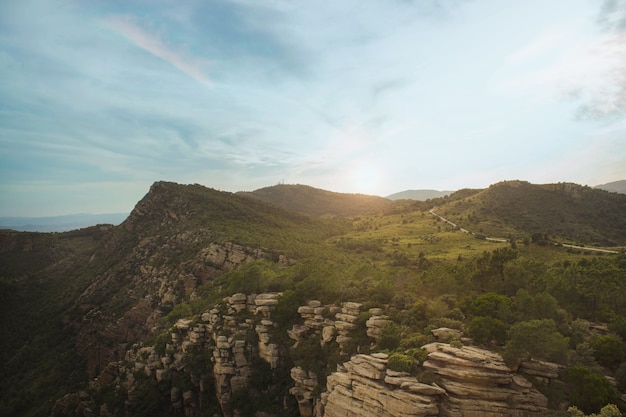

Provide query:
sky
left=1, top=0, right=626, bottom=216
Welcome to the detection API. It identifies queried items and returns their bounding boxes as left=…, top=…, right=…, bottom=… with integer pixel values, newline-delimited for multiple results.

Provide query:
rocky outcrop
left=322, top=353, right=442, bottom=417
left=290, top=367, right=320, bottom=417
left=75, top=238, right=271, bottom=379
left=82, top=292, right=289, bottom=417
left=63, top=290, right=560, bottom=417
left=422, top=343, right=548, bottom=417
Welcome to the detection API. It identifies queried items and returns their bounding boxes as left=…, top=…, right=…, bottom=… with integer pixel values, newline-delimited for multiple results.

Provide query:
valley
left=1, top=180, right=626, bottom=417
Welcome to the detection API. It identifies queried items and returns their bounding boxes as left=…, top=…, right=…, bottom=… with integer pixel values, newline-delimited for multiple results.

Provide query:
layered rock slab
left=322, top=354, right=441, bottom=417
left=422, top=343, right=548, bottom=417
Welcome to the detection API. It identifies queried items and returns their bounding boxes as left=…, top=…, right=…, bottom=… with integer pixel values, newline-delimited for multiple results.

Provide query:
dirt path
left=429, top=208, right=620, bottom=254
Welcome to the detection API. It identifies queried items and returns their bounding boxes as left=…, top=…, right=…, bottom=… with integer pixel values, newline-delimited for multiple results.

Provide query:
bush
left=567, top=404, right=621, bottom=417
left=608, top=315, right=626, bottom=340
left=562, top=366, right=620, bottom=415
left=378, top=322, right=402, bottom=351
left=589, top=335, right=625, bottom=371
left=166, top=302, right=193, bottom=324
left=504, top=319, right=569, bottom=364
left=467, top=316, right=508, bottom=345
left=468, top=293, right=513, bottom=323
left=399, top=333, right=433, bottom=349
left=614, top=362, right=626, bottom=391
left=387, top=353, right=416, bottom=373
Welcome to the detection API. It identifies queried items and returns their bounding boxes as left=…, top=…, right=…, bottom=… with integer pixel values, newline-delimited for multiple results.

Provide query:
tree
left=563, top=366, right=620, bottom=414
left=490, top=247, right=518, bottom=280
left=378, top=322, right=402, bottom=351
left=468, top=292, right=513, bottom=323
left=467, top=316, right=508, bottom=345
left=589, top=335, right=625, bottom=371
left=504, top=319, right=569, bottom=364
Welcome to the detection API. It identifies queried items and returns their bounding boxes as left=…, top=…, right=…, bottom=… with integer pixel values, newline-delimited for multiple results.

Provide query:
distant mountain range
left=2, top=179, right=624, bottom=232
left=385, top=189, right=454, bottom=201
left=238, top=184, right=392, bottom=216
left=595, top=179, right=626, bottom=194
left=0, top=213, right=128, bottom=232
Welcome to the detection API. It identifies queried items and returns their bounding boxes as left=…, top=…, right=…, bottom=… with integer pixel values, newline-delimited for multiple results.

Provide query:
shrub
left=467, top=316, right=508, bottom=345
left=399, top=333, right=433, bottom=349
left=567, top=404, right=621, bottom=417
left=608, top=315, right=626, bottom=340
left=504, top=319, right=569, bottom=364
left=468, top=293, right=513, bottom=323
left=378, top=322, right=402, bottom=351
left=429, top=317, right=464, bottom=330
left=387, top=353, right=415, bottom=373
left=166, top=302, right=193, bottom=324
left=589, top=335, right=625, bottom=371
left=562, top=366, right=620, bottom=415
left=614, top=362, right=626, bottom=391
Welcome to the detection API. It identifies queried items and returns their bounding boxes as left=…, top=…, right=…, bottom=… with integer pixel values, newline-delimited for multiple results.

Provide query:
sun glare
left=349, top=164, right=382, bottom=195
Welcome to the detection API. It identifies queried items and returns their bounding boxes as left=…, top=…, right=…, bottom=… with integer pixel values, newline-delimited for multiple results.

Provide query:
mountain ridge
left=595, top=179, right=626, bottom=194
left=237, top=183, right=393, bottom=216
left=433, top=180, right=626, bottom=246
left=2, top=179, right=626, bottom=416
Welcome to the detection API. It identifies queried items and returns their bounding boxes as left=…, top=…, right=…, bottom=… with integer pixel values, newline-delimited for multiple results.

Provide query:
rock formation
left=57, top=293, right=563, bottom=417
left=322, top=353, right=442, bottom=417
left=422, top=342, right=548, bottom=417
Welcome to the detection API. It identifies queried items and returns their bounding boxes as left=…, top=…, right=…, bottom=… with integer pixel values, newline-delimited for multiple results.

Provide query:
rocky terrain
left=3, top=180, right=625, bottom=417
left=51, top=291, right=562, bottom=417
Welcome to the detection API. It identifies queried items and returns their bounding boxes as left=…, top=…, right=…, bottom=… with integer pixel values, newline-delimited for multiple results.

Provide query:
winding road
left=429, top=208, right=620, bottom=254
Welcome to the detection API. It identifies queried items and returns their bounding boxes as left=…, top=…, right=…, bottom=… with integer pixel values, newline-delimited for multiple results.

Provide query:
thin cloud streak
left=106, top=15, right=212, bottom=87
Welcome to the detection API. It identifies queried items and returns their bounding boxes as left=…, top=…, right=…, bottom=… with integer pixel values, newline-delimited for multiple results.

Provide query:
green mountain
left=433, top=180, right=626, bottom=246
left=238, top=184, right=392, bottom=216
left=2, top=180, right=626, bottom=417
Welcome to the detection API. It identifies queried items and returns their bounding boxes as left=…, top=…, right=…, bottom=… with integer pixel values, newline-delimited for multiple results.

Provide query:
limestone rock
left=422, top=343, right=548, bottom=416
left=431, top=327, right=462, bottom=342
left=322, top=354, right=440, bottom=417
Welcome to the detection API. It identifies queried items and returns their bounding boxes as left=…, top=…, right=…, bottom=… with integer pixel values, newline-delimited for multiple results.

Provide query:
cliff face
left=75, top=239, right=270, bottom=379
left=288, top=299, right=548, bottom=417
left=53, top=293, right=556, bottom=417
left=322, top=353, right=442, bottom=417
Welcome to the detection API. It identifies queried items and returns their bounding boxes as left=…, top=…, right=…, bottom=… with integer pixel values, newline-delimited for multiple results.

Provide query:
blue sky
left=1, top=0, right=625, bottom=216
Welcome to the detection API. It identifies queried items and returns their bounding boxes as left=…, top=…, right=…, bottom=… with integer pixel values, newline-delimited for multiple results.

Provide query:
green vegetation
left=3, top=180, right=626, bottom=416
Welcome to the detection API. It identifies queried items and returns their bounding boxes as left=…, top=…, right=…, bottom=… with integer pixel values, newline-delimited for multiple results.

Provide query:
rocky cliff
left=53, top=293, right=558, bottom=417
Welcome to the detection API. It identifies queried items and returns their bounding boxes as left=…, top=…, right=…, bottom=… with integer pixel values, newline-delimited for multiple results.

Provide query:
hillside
left=238, top=184, right=392, bottom=216
left=2, top=180, right=626, bottom=417
left=0, top=182, right=348, bottom=417
left=434, top=180, right=626, bottom=246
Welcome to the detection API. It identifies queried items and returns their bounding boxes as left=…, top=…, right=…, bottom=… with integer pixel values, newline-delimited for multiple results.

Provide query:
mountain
left=2, top=180, right=626, bottom=417
left=385, top=189, right=454, bottom=201
left=434, top=180, right=626, bottom=246
left=0, top=213, right=128, bottom=232
left=238, top=184, right=393, bottom=216
left=595, top=179, right=626, bottom=194
left=1, top=181, right=346, bottom=417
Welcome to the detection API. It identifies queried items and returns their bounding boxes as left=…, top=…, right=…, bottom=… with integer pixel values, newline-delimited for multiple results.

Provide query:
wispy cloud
left=106, top=15, right=211, bottom=86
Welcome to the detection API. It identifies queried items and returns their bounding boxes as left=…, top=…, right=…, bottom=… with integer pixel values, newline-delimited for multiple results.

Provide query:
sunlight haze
left=1, top=0, right=625, bottom=216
